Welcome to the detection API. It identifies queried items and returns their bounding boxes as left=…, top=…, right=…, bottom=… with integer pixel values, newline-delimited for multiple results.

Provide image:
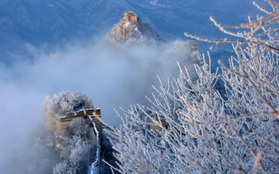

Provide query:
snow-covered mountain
left=0, top=0, right=131, bottom=64
left=126, top=0, right=263, bottom=38
left=0, top=0, right=265, bottom=64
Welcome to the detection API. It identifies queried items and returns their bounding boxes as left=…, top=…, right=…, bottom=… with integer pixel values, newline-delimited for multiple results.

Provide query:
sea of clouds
left=0, top=35, right=198, bottom=173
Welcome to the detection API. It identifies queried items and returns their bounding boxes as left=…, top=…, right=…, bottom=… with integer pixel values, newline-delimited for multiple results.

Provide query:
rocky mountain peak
left=123, top=11, right=138, bottom=25
left=109, top=11, right=160, bottom=45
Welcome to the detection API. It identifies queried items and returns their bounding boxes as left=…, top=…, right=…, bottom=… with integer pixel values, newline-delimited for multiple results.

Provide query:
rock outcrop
left=109, top=11, right=160, bottom=45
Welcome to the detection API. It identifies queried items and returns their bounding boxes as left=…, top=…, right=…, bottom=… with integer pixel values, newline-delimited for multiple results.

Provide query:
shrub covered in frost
left=53, top=118, right=96, bottom=174
left=107, top=1, right=279, bottom=173
left=44, top=91, right=93, bottom=117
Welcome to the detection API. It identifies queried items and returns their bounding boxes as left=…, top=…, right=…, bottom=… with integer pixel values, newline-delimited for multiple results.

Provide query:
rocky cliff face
left=109, top=11, right=160, bottom=45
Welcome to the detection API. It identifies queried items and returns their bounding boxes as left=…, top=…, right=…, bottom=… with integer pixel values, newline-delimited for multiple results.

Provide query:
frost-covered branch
left=107, top=1, right=279, bottom=173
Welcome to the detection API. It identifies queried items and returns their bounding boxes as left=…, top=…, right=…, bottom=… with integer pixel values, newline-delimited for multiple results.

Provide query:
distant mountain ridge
left=0, top=0, right=263, bottom=64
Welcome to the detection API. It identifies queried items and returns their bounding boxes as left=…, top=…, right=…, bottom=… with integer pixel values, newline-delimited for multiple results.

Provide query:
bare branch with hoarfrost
left=107, top=1, right=279, bottom=173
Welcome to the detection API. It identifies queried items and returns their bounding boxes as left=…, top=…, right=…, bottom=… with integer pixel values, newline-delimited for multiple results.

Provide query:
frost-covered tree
left=44, top=91, right=96, bottom=173
left=107, top=1, right=279, bottom=173
left=44, top=91, right=93, bottom=117
left=53, top=118, right=96, bottom=174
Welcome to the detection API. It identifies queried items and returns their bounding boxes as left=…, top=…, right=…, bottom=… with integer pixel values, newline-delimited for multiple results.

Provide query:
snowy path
left=88, top=116, right=101, bottom=174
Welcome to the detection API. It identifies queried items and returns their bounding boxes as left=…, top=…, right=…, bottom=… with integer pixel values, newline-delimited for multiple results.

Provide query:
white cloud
left=0, top=35, right=198, bottom=173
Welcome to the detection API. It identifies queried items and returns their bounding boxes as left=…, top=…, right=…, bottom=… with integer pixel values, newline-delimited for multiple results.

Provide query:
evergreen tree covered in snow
left=107, top=1, right=279, bottom=173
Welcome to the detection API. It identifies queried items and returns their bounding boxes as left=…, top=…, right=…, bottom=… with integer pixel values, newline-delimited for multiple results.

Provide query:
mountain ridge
left=0, top=0, right=264, bottom=64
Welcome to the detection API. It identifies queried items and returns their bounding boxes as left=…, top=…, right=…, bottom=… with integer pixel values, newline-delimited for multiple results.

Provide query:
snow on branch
left=106, top=1, right=279, bottom=173
left=185, top=1, right=279, bottom=52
